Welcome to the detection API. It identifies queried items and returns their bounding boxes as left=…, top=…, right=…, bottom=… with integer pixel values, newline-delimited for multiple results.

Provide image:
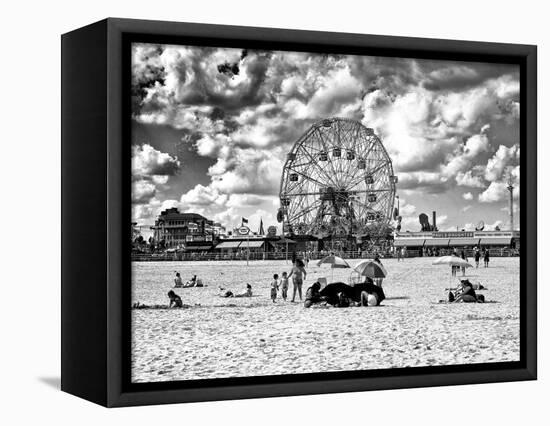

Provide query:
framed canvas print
left=61, top=18, right=537, bottom=407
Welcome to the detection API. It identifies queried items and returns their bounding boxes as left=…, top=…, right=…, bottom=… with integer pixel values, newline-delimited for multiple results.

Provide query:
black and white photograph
left=130, top=42, right=521, bottom=383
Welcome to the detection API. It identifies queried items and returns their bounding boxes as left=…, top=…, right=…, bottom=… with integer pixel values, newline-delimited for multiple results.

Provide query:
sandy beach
left=131, top=257, right=519, bottom=383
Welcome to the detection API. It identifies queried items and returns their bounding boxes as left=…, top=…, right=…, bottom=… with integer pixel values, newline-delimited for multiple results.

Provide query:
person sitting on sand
left=304, top=282, right=323, bottom=308
left=288, top=259, right=307, bottom=302
left=360, top=291, right=380, bottom=307
left=174, top=272, right=184, bottom=288
left=449, top=279, right=477, bottom=303
left=167, top=290, right=183, bottom=308
left=336, top=291, right=352, bottom=308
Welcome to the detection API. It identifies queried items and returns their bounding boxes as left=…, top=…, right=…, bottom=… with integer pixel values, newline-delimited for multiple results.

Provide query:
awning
left=479, top=237, right=512, bottom=245
left=393, top=239, right=425, bottom=247
left=215, top=241, right=242, bottom=249
left=449, top=238, right=480, bottom=246
left=243, top=240, right=265, bottom=248
left=424, top=239, right=450, bottom=247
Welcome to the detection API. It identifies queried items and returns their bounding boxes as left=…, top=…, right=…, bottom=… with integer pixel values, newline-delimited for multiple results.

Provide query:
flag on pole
left=258, top=218, right=265, bottom=235
left=241, top=217, right=248, bottom=226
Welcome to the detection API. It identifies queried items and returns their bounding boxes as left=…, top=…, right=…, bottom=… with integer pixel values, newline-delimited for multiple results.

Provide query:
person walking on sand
left=474, top=248, right=481, bottom=268
left=373, top=254, right=384, bottom=287
left=288, top=259, right=307, bottom=302
left=483, top=249, right=490, bottom=268
left=280, top=271, right=289, bottom=301
left=271, top=274, right=280, bottom=303
left=460, top=249, right=467, bottom=276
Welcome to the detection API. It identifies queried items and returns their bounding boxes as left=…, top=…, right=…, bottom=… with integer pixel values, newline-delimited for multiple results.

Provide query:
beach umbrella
left=317, top=255, right=350, bottom=280
left=432, top=255, right=472, bottom=268
left=354, top=259, right=388, bottom=279
left=433, top=255, right=473, bottom=287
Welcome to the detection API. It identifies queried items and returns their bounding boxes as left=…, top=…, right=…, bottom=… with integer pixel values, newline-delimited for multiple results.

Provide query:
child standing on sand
left=271, top=274, right=280, bottom=303
left=280, top=272, right=289, bottom=301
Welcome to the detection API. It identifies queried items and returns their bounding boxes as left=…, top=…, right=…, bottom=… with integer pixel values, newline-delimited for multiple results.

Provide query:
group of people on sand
left=473, top=247, right=490, bottom=268
left=159, top=251, right=491, bottom=309
left=302, top=279, right=385, bottom=308
left=173, top=272, right=204, bottom=288
left=270, top=259, right=308, bottom=303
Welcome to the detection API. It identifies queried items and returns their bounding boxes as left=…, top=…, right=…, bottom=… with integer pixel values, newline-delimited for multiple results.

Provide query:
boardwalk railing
left=131, top=248, right=519, bottom=262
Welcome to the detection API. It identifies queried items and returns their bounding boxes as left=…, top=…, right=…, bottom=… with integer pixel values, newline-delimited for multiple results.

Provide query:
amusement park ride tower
left=278, top=118, right=398, bottom=248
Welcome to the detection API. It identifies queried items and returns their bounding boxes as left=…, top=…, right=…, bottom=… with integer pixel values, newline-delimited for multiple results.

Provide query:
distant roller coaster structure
left=277, top=117, right=397, bottom=240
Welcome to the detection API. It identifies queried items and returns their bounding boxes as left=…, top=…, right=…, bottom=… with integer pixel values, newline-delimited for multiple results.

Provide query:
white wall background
left=0, top=0, right=546, bottom=424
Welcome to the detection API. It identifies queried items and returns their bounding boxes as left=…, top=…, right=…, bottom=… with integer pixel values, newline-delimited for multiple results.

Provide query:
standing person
left=373, top=254, right=384, bottom=287
left=460, top=248, right=467, bottom=276
left=288, top=259, right=307, bottom=302
left=401, top=246, right=406, bottom=261
left=474, top=248, right=481, bottom=268
left=280, top=272, right=289, bottom=301
left=484, top=249, right=490, bottom=268
left=271, top=274, right=279, bottom=303
left=396, top=246, right=401, bottom=262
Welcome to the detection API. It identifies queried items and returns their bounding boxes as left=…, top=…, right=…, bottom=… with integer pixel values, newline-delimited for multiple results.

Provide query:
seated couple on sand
left=447, top=279, right=485, bottom=303
left=304, top=278, right=386, bottom=308
left=219, top=283, right=253, bottom=298
left=174, top=272, right=204, bottom=288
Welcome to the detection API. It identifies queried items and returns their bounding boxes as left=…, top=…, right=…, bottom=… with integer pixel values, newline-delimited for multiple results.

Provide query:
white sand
left=131, top=257, right=520, bottom=383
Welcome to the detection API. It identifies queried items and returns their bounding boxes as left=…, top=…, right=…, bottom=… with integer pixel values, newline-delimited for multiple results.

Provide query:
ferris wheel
left=277, top=117, right=398, bottom=238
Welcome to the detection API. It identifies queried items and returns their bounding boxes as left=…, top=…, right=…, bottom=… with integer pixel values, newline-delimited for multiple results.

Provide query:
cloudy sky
left=131, top=42, right=520, bottom=234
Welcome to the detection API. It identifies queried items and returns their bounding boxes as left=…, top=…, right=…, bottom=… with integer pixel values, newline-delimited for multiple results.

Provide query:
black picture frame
left=61, top=17, right=537, bottom=407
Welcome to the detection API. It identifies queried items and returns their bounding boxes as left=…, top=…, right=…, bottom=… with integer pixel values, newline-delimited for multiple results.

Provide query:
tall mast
left=507, top=171, right=514, bottom=231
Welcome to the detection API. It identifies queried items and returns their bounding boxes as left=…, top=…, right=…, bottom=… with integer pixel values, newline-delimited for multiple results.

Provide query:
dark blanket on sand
left=320, top=282, right=386, bottom=305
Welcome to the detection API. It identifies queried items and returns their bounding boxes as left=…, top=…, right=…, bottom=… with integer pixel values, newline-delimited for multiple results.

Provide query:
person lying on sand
left=167, top=290, right=183, bottom=308
left=219, top=284, right=253, bottom=298
left=236, top=284, right=253, bottom=297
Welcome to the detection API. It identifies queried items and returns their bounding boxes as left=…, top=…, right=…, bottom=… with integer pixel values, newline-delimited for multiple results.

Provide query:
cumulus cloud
left=132, top=143, right=181, bottom=177
left=478, top=181, right=508, bottom=203
left=456, top=171, right=485, bottom=188
left=484, top=144, right=520, bottom=181
left=130, top=43, right=520, bottom=231
left=132, top=144, right=180, bottom=204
